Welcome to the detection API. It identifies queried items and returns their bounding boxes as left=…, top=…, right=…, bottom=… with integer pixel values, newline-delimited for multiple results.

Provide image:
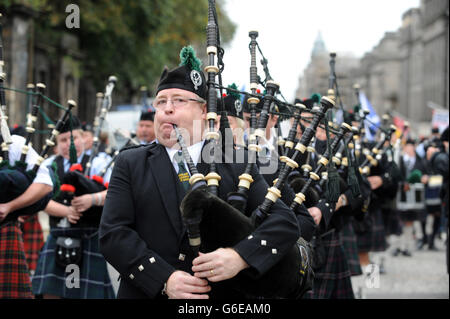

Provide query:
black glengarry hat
left=60, top=115, right=81, bottom=134
left=224, top=83, right=243, bottom=120
left=298, top=98, right=313, bottom=111
left=242, top=93, right=264, bottom=114
left=156, top=46, right=207, bottom=100
left=140, top=111, right=155, bottom=122
left=343, top=110, right=356, bottom=125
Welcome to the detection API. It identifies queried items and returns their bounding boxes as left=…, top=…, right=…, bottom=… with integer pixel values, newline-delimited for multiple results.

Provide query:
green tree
left=2, top=0, right=236, bottom=99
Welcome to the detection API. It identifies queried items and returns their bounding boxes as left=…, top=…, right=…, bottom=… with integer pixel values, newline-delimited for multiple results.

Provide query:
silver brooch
left=234, top=99, right=242, bottom=115
left=190, top=70, right=202, bottom=91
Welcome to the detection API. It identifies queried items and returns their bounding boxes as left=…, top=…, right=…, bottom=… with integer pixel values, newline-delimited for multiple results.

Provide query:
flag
left=239, top=84, right=247, bottom=104
left=359, top=91, right=380, bottom=141
left=431, top=109, right=449, bottom=133
left=335, top=108, right=344, bottom=125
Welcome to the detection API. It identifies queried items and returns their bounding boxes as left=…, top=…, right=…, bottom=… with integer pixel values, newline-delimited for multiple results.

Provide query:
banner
left=359, top=91, right=380, bottom=141
left=431, top=109, right=449, bottom=133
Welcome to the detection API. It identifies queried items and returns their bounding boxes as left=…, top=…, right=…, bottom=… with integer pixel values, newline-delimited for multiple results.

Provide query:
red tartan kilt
left=20, top=215, right=44, bottom=272
left=0, top=222, right=34, bottom=299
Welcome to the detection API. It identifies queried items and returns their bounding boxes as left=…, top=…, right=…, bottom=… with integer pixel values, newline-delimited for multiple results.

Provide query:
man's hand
left=307, top=206, right=322, bottom=225
left=192, top=248, right=249, bottom=282
left=0, top=203, right=12, bottom=222
left=335, top=194, right=348, bottom=211
left=71, top=194, right=93, bottom=213
left=165, top=270, right=211, bottom=299
left=421, top=174, right=429, bottom=185
left=367, top=176, right=383, bottom=190
left=67, top=206, right=82, bottom=224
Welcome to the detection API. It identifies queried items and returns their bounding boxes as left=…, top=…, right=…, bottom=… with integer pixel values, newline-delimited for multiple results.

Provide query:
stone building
left=357, top=31, right=403, bottom=117
left=296, top=0, right=449, bottom=137
left=397, top=0, right=449, bottom=135
left=296, top=32, right=360, bottom=109
left=1, top=5, right=96, bottom=150
left=420, top=0, right=449, bottom=118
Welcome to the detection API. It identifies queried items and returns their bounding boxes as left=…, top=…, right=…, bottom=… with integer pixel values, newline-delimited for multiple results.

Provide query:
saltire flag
left=359, top=91, right=380, bottom=141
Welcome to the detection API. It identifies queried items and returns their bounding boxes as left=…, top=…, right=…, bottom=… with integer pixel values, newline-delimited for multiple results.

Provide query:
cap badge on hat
left=190, top=70, right=202, bottom=91
left=234, top=99, right=242, bottom=115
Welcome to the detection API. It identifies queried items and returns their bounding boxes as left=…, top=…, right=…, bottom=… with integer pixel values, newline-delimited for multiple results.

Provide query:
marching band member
left=0, top=134, right=53, bottom=298
left=135, top=111, right=156, bottom=145
left=31, top=116, right=115, bottom=299
left=99, top=47, right=302, bottom=299
left=393, top=138, right=427, bottom=257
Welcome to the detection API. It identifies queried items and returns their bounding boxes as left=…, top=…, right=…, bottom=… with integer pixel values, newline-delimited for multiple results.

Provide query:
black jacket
left=99, top=142, right=300, bottom=299
left=430, top=151, right=449, bottom=216
left=259, top=156, right=317, bottom=241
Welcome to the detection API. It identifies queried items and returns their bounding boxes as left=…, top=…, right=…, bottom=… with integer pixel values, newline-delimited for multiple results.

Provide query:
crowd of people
left=1, top=42, right=449, bottom=300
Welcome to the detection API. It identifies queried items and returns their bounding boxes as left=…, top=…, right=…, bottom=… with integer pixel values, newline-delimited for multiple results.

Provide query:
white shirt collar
left=258, top=128, right=277, bottom=154
left=63, top=151, right=85, bottom=169
left=165, top=140, right=205, bottom=172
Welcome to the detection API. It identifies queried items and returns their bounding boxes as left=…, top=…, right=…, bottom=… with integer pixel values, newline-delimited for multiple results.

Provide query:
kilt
left=0, top=222, right=33, bottom=299
left=381, top=208, right=402, bottom=236
left=398, top=209, right=423, bottom=222
left=370, top=206, right=387, bottom=252
left=355, top=213, right=373, bottom=252
left=356, top=205, right=387, bottom=253
left=340, top=220, right=362, bottom=276
left=426, top=204, right=441, bottom=215
left=20, top=215, right=44, bottom=273
left=304, top=230, right=354, bottom=299
left=32, top=227, right=115, bottom=299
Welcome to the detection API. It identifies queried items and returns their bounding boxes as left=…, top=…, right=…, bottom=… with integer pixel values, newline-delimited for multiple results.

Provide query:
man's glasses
left=153, top=96, right=206, bottom=110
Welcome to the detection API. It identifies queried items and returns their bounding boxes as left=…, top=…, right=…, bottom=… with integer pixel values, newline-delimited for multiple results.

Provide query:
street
left=366, top=227, right=448, bottom=299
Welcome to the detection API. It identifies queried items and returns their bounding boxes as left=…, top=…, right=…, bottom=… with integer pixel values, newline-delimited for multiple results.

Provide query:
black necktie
left=174, top=151, right=190, bottom=191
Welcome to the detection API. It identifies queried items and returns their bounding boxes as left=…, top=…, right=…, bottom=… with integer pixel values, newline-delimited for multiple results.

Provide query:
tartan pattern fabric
left=340, top=221, right=363, bottom=276
left=381, top=208, right=402, bottom=236
left=355, top=216, right=373, bottom=253
left=304, top=230, right=354, bottom=299
left=32, top=227, right=115, bottom=299
left=356, top=206, right=387, bottom=253
left=0, top=222, right=34, bottom=299
left=20, top=215, right=44, bottom=273
left=370, top=206, right=387, bottom=252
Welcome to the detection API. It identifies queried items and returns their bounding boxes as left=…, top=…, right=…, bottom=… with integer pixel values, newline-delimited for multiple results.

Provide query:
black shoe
left=429, top=244, right=438, bottom=251
left=379, top=263, right=386, bottom=275
left=402, top=249, right=412, bottom=257
left=417, top=239, right=426, bottom=250
left=392, top=248, right=401, bottom=257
